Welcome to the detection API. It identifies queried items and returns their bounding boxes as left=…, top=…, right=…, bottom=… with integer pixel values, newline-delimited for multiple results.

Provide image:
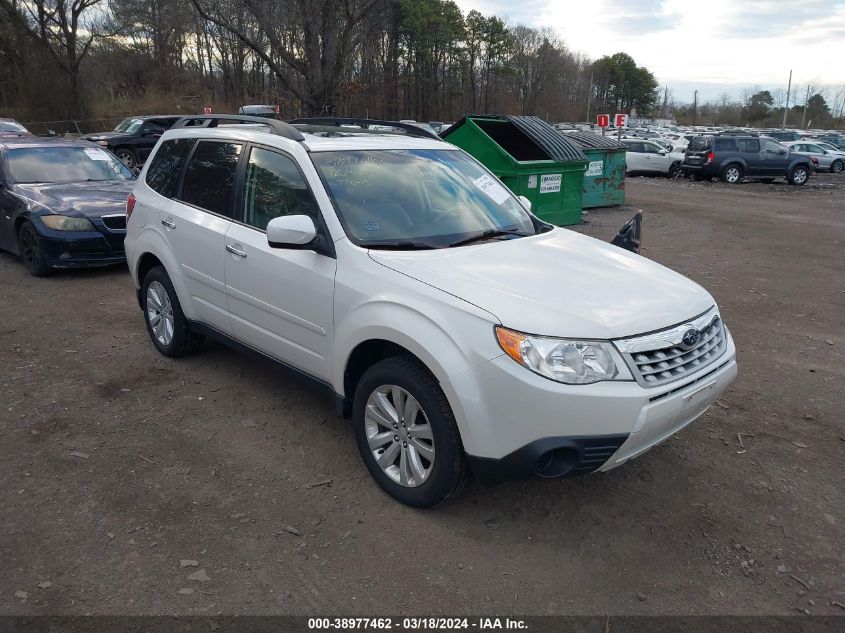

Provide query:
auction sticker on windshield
left=83, top=148, right=111, bottom=161
left=540, top=174, right=562, bottom=193
left=473, top=174, right=510, bottom=204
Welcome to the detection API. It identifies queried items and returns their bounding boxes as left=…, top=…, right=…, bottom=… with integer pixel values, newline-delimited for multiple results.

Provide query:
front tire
left=115, top=148, right=137, bottom=169
left=352, top=355, right=468, bottom=507
left=141, top=266, right=204, bottom=357
left=18, top=221, right=51, bottom=277
left=788, top=165, right=810, bottom=186
left=830, top=159, right=843, bottom=174
left=721, top=164, right=743, bottom=184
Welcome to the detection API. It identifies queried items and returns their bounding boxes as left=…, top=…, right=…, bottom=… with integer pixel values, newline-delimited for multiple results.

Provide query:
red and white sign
left=273, top=104, right=280, bottom=115
left=596, top=114, right=610, bottom=128
left=203, top=106, right=212, bottom=115
left=614, top=113, right=629, bottom=128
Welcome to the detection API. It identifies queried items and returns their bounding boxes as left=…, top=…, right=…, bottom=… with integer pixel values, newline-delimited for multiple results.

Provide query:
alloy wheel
left=146, top=281, right=175, bottom=346
left=19, top=227, right=36, bottom=267
left=117, top=151, right=134, bottom=168
left=793, top=168, right=808, bottom=184
left=726, top=167, right=740, bottom=183
left=364, top=384, right=435, bottom=487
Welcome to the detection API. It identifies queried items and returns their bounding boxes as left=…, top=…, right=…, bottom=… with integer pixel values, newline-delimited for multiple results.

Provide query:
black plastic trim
left=466, top=434, right=629, bottom=482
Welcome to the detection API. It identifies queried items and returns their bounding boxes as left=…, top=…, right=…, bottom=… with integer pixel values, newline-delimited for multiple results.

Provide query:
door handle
left=226, top=244, right=247, bottom=258
left=161, top=218, right=176, bottom=229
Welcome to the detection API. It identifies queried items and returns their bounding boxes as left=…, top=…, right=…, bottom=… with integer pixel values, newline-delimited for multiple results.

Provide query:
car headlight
left=96, top=140, right=109, bottom=146
left=40, top=215, right=96, bottom=231
left=495, top=326, right=632, bottom=384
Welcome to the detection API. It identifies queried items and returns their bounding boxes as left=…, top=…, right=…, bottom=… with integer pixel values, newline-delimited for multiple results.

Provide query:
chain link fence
left=21, top=117, right=126, bottom=137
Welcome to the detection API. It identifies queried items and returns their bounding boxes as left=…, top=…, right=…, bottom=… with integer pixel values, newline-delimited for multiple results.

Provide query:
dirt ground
left=1, top=174, right=843, bottom=617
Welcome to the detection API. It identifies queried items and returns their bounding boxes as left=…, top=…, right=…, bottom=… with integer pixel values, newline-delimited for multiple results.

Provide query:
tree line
left=0, top=0, right=659, bottom=126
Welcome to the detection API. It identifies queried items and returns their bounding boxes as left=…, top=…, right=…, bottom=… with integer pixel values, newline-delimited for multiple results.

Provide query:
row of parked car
left=0, top=112, right=739, bottom=507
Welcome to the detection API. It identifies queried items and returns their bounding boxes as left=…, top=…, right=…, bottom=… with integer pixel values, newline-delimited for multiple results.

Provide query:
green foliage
left=590, top=52, right=659, bottom=116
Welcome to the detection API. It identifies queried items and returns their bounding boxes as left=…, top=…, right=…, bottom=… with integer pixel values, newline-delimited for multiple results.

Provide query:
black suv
left=82, top=115, right=182, bottom=170
left=683, top=134, right=813, bottom=185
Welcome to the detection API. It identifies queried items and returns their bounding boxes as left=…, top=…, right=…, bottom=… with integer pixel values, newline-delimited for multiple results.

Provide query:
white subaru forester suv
left=124, top=116, right=737, bottom=507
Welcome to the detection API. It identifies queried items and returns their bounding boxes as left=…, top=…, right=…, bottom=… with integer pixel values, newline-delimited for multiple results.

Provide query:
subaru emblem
left=681, top=328, right=701, bottom=349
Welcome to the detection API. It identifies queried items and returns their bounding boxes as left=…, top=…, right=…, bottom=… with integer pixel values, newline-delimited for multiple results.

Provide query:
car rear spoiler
left=610, top=210, right=642, bottom=254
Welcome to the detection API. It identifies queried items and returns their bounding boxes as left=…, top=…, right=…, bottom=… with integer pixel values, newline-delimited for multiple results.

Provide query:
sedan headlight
left=40, top=215, right=96, bottom=231
left=495, top=326, right=631, bottom=384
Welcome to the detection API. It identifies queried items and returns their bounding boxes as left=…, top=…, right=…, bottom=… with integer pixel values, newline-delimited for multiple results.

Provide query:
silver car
left=785, top=141, right=845, bottom=173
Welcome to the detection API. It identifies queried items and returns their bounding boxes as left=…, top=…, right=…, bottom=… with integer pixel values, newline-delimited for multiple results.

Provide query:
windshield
left=114, top=118, right=143, bottom=133
left=0, top=120, right=27, bottom=133
left=311, top=149, right=538, bottom=248
left=6, top=146, right=134, bottom=183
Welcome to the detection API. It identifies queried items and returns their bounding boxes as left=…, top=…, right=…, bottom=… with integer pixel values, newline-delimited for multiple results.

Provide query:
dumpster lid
left=565, top=132, right=627, bottom=150
left=443, top=115, right=587, bottom=162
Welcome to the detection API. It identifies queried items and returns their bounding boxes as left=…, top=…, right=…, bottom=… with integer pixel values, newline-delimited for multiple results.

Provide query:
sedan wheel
left=146, top=281, right=174, bottom=346
left=831, top=160, right=843, bottom=174
left=18, top=221, right=51, bottom=276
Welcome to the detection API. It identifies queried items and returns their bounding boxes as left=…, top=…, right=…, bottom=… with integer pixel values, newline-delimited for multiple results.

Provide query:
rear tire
left=788, top=165, right=810, bottom=186
left=830, top=159, right=843, bottom=174
left=141, top=266, right=204, bottom=357
left=721, top=164, right=743, bottom=184
left=18, top=221, right=51, bottom=277
left=352, top=355, right=468, bottom=507
left=668, top=162, right=683, bottom=179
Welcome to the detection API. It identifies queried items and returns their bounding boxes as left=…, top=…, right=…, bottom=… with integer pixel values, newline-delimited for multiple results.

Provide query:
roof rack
left=288, top=117, right=440, bottom=140
left=171, top=115, right=305, bottom=142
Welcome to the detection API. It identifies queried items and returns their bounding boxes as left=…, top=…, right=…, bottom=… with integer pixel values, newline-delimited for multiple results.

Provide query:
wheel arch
left=131, top=228, right=196, bottom=320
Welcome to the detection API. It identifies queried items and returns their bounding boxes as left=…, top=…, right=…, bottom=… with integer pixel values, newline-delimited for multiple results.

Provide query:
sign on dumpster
left=540, top=174, right=562, bottom=193
left=597, top=114, right=610, bottom=128
left=586, top=160, right=603, bottom=177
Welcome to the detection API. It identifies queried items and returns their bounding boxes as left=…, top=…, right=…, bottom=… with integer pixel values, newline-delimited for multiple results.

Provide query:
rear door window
left=738, top=138, right=760, bottom=153
left=178, top=141, right=243, bottom=217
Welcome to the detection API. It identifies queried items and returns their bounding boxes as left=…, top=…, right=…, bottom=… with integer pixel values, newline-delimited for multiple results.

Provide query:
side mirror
left=658, top=149, right=667, bottom=155
left=47, top=129, right=57, bottom=137
left=267, top=215, right=317, bottom=248
left=517, top=195, right=532, bottom=211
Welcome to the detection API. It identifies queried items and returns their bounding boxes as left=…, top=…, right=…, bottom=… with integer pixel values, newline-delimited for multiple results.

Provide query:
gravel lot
left=1, top=174, right=843, bottom=616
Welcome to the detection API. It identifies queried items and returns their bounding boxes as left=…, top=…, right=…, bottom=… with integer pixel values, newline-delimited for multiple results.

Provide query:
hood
left=368, top=229, right=715, bottom=340
left=16, top=181, right=134, bottom=218
left=81, top=132, right=131, bottom=144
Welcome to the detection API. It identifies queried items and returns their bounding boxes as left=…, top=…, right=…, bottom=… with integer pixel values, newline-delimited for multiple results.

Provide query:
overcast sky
left=455, top=0, right=845, bottom=103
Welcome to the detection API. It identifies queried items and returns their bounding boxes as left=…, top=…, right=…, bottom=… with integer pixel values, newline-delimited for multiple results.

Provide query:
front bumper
left=445, top=331, right=737, bottom=480
left=35, top=221, right=126, bottom=269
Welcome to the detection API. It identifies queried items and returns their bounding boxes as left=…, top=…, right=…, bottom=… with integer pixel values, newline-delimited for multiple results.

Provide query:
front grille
left=101, top=214, right=127, bottom=231
left=616, top=308, right=727, bottom=388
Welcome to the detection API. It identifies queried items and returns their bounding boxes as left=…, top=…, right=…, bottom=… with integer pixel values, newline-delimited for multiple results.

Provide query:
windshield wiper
left=448, top=228, right=529, bottom=248
left=362, top=241, right=438, bottom=250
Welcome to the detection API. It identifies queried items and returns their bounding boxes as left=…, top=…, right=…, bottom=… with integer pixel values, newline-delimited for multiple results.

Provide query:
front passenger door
left=224, top=145, right=336, bottom=381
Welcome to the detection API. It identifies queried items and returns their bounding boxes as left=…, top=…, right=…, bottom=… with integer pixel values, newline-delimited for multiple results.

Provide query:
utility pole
left=692, top=90, right=698, bottom=125
left=585, top=71, right=593, bottom=123
left=801, top=84, right=810, bottom=129
left=782, top=69, right=792, bottom=128
left=661, top=85, right=668, bottom=118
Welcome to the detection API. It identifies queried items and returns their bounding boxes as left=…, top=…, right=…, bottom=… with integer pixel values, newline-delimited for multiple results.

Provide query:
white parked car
left=124, top=116, right=737, bottom=507
left=621, top=138, right=685, bottom=178
left=784, top=141, right=845, bottom=173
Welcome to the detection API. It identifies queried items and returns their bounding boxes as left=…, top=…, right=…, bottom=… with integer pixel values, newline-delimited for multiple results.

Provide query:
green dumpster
left=442, top=115, right=588, bottom=226
left=566, top=132, right=626, bottom=208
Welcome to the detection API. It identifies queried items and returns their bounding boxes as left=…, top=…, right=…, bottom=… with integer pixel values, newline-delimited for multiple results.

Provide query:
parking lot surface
left=1, top=175, right=843, bottom=615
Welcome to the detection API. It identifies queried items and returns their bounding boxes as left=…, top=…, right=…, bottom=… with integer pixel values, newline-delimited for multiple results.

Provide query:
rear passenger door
left=622, top=141, right=646, bottom=172
left=163, top=139, right=243, bottom=334
left=737, top=138, right=761, bottom=174
left=223, top=145, right=336, bottom=381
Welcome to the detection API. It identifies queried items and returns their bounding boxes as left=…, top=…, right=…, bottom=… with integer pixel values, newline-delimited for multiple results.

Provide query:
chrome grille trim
left=101, top=214, right=127, bottom=232
left=615, top=307, right=727, bottom=388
